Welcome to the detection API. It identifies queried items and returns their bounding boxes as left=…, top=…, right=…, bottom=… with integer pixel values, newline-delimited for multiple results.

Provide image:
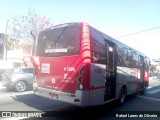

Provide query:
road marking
left=147, top=89, right=160, bottom=94
left=135, top=95, right=160, bottom=102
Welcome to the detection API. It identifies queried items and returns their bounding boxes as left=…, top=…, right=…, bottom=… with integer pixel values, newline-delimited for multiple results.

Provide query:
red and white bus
left=31, top=22, right=150, bottom=107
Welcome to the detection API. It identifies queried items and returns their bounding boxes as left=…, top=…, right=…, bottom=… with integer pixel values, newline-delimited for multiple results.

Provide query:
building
left=7, top=46, right=32, bottom=67
left=0, top=33, right=33, bottom=67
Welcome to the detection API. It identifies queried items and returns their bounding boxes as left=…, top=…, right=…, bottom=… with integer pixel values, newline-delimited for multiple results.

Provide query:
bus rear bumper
left=35, top=87, right=90, bottom=107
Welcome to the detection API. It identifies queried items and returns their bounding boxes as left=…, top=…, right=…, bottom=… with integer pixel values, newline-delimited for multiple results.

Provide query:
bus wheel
left=118, top=87, right=126, bottom=105
left=140, top=86, right=147, bottom=94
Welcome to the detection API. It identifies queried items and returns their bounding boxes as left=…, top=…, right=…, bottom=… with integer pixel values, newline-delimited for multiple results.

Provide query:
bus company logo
left=51, top=77, right=56, bottom=84
left=63, top=73, right=68, bottom=79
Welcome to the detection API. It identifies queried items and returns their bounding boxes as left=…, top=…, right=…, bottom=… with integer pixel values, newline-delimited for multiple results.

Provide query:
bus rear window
left=36, top=24, right=81, bottom=57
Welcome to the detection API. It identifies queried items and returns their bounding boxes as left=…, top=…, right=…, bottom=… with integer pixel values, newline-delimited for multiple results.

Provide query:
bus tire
left=140, top=86, right=147, bottom=94
left=118, top=87, right=127, bottom=105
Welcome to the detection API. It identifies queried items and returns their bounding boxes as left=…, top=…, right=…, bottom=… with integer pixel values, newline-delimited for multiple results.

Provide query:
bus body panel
left=89, top=63, right=106, bottom=105
left=88, top=88, right=106, bottom=106
left=90, top=63, right=106, bottom=88
left=117, top=67, right=138, bottom=94
left=35, top=87, right=90, bottom=106
left=32, top=22, right=92, bottom=106
left=35, top=56, right=84, bottom=94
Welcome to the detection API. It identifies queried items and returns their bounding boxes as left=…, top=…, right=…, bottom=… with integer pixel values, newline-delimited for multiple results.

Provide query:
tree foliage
left=7, top=8, right=53, bottom=50
left=149, top=64, right=156, bottom=72
left=3, top=36, right=19, bottom=50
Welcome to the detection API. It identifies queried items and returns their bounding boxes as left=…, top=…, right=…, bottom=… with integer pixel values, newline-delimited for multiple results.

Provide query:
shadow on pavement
left=10, top=93, right=138, bottom=119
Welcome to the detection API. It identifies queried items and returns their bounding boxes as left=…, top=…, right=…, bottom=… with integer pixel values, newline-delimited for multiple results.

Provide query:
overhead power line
left=116, top=26, right=160, bottom=38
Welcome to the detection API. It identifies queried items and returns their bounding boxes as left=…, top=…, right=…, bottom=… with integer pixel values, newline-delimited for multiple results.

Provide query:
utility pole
left=0, top=33, right=4, bottom=60
left=5, top=19, right=9, bottom=33
left=4, top=19, right=9, bottom=60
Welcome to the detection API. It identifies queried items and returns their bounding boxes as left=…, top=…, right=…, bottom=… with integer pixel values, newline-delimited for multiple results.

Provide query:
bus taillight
left=33, top=57, right=40, bottom=65
left=78, top=65, right=86, bottom=90
left=79, top=77, right=85, bottom=83
left=32, top=57, right=40, bottom=74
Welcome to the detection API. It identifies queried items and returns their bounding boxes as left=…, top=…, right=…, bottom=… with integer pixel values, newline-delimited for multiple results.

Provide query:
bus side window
left=90, top=37, right=106, bottom=64
left=144, top=59, right=148, bottom=69
left=126, top=49, right=132, bottom=67
left=123, top=48, right=128, bottom=67
left=131, top=51, right=137, bottom=68
left=116, top=46, right=122, bottom=66
left=92, top=52, right=99, bottom=62
left=127, top=49, right=132, bottom=60
left=116, top=45, right=126, bottom=67
left=138, top=55, right=143, bottom=67
left=134, top=52, right=139, bottom=67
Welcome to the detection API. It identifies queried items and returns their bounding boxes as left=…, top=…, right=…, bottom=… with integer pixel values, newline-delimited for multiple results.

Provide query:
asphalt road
left=0, top=79, right=160, bottom=120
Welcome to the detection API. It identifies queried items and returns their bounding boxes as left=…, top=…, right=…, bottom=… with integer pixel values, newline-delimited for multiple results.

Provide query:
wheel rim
left=120, top=88, right=126, bottom=104
left=120, top=93, right=125, bottom=103
left=16, top=81, right=26, bottom=92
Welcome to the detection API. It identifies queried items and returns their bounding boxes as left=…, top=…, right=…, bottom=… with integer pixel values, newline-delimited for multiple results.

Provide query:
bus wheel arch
left=140, top=85, right=147, bottom=94
left=118, top=85, right=127, bottom=105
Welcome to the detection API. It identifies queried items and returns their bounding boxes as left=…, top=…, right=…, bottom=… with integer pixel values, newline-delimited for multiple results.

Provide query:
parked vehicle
left=156, top=72, right=160, bottom=79
left=1, top=67, right=34, bottom=92
left=0, top=61, right=14, bottom=81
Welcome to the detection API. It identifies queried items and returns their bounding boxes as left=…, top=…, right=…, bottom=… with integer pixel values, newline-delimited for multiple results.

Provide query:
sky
left=0, top=0, right=160, bottom=59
